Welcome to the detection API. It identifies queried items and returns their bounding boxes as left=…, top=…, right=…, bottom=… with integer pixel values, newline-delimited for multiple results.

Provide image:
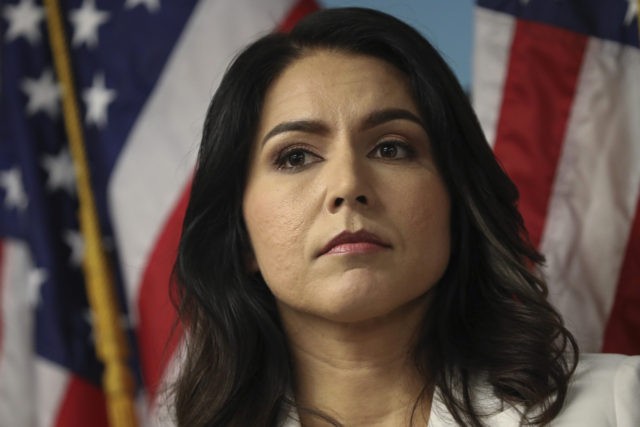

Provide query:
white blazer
left=283, top=354, right=640, bottom=426
left=429, top=354, right=640, bottom=426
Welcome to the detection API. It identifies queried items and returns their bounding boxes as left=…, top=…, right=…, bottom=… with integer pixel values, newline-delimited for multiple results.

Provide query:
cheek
left=243, top=186, right=309, bottom=275
left=396, top=178, right=451, bottom=268
left=408, top=195, right=450, bottom=236
left=389, top=173, right=450, bottom=228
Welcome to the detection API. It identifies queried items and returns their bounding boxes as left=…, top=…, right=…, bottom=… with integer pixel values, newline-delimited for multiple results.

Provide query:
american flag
left=474, top=0, right=640, bottom=354
left=0, top=0, right=318, bottom=425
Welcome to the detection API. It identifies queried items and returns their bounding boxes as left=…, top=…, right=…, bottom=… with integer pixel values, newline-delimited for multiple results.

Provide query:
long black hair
left=172, top=7, right=578, bottom=426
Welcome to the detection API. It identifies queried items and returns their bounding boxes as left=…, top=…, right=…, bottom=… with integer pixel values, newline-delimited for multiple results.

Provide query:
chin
left=273, top=269, right=435, bottom=324
left=313, top=286, right=430, bottom=325
left=316, top=301, right=387, bottom=324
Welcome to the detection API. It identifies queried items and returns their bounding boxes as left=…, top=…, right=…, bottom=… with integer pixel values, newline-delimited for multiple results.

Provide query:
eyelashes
left=369, top=140, right=416, bottom=160
left=273, top=139, right=417, bottom=172
left=274, top=144, right=322, bottom=171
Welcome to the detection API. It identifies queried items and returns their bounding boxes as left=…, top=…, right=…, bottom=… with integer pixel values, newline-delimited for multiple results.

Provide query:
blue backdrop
left=318, top=0, right=474, bottom=90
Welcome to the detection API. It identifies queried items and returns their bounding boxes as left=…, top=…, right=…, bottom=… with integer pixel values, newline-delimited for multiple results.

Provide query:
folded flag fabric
left=474, top=0, right=640, bottom=355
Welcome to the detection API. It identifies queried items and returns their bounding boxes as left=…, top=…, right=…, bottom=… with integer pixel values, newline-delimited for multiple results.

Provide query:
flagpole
left=42, top=1, right=138, bottom=426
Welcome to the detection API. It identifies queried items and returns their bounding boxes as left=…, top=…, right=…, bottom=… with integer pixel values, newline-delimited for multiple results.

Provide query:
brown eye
left=286, top=150, right=306, bottom=166
left=275, top=147, right=322, bottom=171
left=379, top=143, right=398, bottom=158
left=370, top=140, right=415, bottom=160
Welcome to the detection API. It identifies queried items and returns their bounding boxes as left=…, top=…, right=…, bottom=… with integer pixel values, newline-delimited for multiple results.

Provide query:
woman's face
left=243, top=51, right=451, bottom=323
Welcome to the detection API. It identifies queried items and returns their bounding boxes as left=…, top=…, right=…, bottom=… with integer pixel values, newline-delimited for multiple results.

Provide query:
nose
left=333, top=194, right=368, bottom=209
left=324, top=149, right=374, bottom=213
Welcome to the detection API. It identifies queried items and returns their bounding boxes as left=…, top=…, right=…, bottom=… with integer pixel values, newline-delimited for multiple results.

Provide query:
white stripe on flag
left=35, top=358, right=69, bottom=427
left=472, top=7, right=515, bottom=147
left=541, top=38, right=640, bottom=352
left=144, top=338, right=187, bottom=426
left=109, top=0, right=298, bottom=317
left=0, top=240, right=36, bottom=426
left=0, top=239, right=70, bottom=427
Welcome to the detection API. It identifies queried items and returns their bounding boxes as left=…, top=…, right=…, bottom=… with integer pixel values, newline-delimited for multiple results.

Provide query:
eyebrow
left=360, top=108, right=424, bottom=130
left=262, top=120, right=328, bottom=146
left=261, top=108, right=425, bottom=146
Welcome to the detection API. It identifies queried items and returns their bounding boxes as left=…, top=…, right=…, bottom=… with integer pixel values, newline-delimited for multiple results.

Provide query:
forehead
left=258, top=50, right=418, bottom=128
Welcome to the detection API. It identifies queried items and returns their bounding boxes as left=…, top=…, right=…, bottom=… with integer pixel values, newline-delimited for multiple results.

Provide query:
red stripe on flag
left=55, top=375, right=108, bottom=427
left=602, top=195, right=640, bottom=355
left=278, top=0, right=320, bottom=32
left=137, top=182, right=190, bottom=400
left=493, top=19, right=587, bottom=247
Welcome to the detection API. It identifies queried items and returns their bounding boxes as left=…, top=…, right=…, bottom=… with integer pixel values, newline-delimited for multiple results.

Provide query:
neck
left=280, top=295, right=433, bottom=426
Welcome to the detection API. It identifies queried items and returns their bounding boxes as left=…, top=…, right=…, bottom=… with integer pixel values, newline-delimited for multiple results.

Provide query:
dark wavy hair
left=172, top=7, right=578, bottom=427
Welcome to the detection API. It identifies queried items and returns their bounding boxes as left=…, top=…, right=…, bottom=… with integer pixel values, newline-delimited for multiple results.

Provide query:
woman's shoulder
left=574, top=352, right=640, bottom=373
left=552, top=352, right=640, bottom=426
left=428, top=353, right=640, bottom=426
left=571, top=352, right=640, bottom=389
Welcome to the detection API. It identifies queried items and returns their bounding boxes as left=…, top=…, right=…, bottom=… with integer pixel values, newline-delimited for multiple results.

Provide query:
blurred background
left=319, top=0, right=474, bottom=90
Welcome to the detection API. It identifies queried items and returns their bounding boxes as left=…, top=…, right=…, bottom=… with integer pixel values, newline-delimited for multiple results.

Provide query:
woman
left=172, top=7, right=640, bottom=426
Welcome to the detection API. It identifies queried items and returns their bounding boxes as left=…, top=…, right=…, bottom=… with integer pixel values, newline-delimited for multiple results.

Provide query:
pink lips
left=318, top=230, right=391, bottom=256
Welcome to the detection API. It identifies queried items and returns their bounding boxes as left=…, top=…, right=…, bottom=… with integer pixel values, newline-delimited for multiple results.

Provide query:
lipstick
left=318, top=230, right=391, bottom=256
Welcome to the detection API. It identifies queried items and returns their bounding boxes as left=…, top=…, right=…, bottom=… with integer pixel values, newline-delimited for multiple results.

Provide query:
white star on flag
left=68, top=0, right=110, bottom=49
left=625, top=0, right=638, bottom=25
left=82, top=73, right=116, bottom=128
left=125, top=0, right=160, bottom=13
left=63, top=230, right=85, bottom=267
left=41, top=148, right=76, bottom=195
left=26, top=268, right=48, bottom=308
left=0, top=167, right=28, bottom=211
left=21, top=69, right=61, bottom=118
left=2, top=0, right=44, bottom=45
left=84, top=310, right=132, bottom=331
left=83, top=310, right=131, bottom=343
left=83, top=309, right=96, bottom=343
